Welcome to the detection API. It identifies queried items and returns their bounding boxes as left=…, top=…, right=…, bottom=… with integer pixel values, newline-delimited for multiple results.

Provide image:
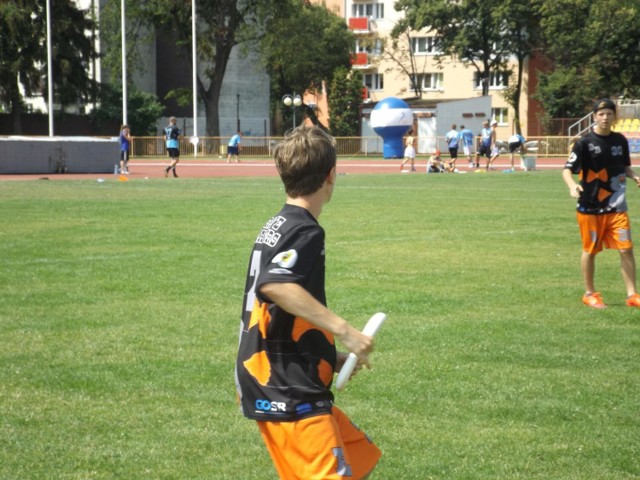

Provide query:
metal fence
left=131, top=135, right=639, bottom=159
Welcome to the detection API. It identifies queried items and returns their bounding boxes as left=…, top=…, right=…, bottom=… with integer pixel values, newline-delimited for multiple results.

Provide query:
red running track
left=0, top=157, right=569, bottom=181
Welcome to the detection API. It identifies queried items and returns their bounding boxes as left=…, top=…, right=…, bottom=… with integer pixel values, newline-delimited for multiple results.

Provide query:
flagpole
left=46, top=0, right=54, bottom=136
left=192, top=0, right=198, bottom=156
left=121, top=0, right=127, bottom=125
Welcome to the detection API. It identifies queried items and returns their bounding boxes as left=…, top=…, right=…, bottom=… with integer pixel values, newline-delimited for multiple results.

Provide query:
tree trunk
left=513, top=54, right=525, bottom=135
left=10, top=76, right=23, bottom=134
left=202, top=34, right=235, bottom=137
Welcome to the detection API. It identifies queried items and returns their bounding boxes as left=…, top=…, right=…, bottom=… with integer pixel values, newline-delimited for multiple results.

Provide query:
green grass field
left=1, top=171, right=639, bottom=479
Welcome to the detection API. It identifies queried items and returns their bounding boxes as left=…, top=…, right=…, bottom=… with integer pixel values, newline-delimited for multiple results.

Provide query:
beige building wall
left=313, top=0, right=534, bottom=138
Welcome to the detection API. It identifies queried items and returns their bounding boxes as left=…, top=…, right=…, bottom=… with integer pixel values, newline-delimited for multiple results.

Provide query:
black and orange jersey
left=236, top=204, right=336, bottom=422
left=565, top=131, right=631, bottom=214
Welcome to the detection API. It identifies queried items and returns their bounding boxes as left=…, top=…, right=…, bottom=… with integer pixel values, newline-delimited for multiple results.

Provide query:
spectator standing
left=486, top=120, right=500, bottom=170
left=445, top=124, right=460, bottom=169
left=400, top=129, right=417, bottom=172
left=475, top=121, right=492, bottom=169
left=164, top=117, right=181, bottom=178
left=460, top=124, right=475, bottom=168
left=227, top=131, right=242, bottom=163
left=119, top=124, right=132, bottom=174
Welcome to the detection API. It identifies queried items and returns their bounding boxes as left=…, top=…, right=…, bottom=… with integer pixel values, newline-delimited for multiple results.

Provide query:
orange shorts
left=257, top=406, right=381, bottom=479
left=577, top=211, right=633, bottom=254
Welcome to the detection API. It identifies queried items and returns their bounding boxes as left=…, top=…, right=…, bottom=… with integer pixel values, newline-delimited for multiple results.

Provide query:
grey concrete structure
left=0, top=137, right=119, bottom=174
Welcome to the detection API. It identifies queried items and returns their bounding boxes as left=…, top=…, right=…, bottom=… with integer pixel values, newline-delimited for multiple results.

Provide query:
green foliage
left=90, top=85, right=165, bottom=135
left=536, top=0, right=640, bottom=117
left=534, top=66, right=601, bottom=123
left=260, top=0, right=354, bottom=133
left=328, top=68, right=363, bottom=136
left=394, top=0, right=510, bottom=96
left=260, top=0, right=353, bottom=97
left=1, top=171, right=639, bottom=479
left=99, top=0, right=157, bottom=85
left=0, top=0, right=99, bottom=127
left=100, top=0, right=283, bottom=136
left=0, top=1, right=43, bottom=112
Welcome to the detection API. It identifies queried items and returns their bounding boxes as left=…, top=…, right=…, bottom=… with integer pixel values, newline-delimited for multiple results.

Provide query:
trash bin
left=219, top=145, right=227, bottom=156
left=521, top=155, right=537, bottom=171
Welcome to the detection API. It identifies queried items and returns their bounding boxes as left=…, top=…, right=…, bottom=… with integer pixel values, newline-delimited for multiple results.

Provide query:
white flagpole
left=46, top=0, right=54, bottom=136
left=192, top=0, right=198, bottom=156
left=121, top=0, right=127, bottom=125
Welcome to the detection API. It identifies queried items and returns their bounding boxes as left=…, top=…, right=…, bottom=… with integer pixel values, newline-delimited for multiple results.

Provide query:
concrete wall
left=436, top=96, right=492, bottom=140
left=0, top=137, right=119, bottom=174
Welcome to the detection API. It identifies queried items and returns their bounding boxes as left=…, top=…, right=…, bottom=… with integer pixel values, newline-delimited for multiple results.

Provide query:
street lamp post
left=282, top=93, right=302, bottom=129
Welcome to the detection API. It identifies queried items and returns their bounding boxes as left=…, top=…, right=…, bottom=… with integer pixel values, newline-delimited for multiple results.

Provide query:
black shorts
left=509, top=141, right=523, bottom=153
left=478, top=144, right=491, bottom=158
left=228, top=146, right=239, bottom=155
left=448, top=147, right=458, bottom=159
left=120, top=150, right=130, bottom=162
left=167, top=148, right=180, bottom=159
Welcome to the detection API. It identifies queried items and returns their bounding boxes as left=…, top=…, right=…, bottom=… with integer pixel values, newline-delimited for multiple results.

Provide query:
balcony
left=348, top=17, right=369, bottom=33
left=351, top=52, right=370, bottom=69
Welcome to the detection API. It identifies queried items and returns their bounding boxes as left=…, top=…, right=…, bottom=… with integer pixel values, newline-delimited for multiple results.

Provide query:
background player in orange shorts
left=236, top=125, right=382, bottom=479
left=562, top=98, right=640, bottom=309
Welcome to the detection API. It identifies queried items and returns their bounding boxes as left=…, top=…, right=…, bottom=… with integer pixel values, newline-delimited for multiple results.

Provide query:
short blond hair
left=274, top=126, right=336, bottom=198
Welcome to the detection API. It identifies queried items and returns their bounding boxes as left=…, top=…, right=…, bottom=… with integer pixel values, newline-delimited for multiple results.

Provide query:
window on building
left=363, top=73, right=384, bottom=91
left=355, top=38, right=382, bottom=55
left=474, top=71, right=509, bottom=90
left=410, top=37, right=442, bottom=55
left=411, top=73, right=443, bottom=91
left=352, top=3, right=384, bottom=19
left=491, top=108, right=508, bottom=125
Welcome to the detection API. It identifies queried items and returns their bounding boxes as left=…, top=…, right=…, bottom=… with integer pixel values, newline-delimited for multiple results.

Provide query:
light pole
left=282, top=93, right=302, bottom=129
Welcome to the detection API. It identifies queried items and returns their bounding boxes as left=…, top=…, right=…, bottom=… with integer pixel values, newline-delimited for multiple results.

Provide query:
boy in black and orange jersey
left=563, top=98, right=640, bottom=309
left=236, top=126, right=381, bottom=479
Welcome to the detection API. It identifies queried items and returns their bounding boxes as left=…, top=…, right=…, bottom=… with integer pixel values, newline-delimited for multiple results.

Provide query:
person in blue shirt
left=445, top=124, right=460, bottom=169
left=119, top=124, right=132, bottom=174
left=459, top=124, right=475, bottom=169
left=475, top=120, right=498, bottom=169
left=227, top=131, right=242, bottom=163
left=164, top=116, right=181, bottom=178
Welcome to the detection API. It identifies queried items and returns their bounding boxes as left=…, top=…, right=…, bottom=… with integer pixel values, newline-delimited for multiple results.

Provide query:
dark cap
left=593, top=98, right=616, bottom=113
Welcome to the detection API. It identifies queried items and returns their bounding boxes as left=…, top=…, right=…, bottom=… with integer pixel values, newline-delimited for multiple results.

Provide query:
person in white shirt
left=507, top=133, right=526, bottom=171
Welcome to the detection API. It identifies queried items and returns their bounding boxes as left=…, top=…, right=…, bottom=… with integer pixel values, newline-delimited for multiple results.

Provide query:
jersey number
left=245, top=251, right=261, bottom=313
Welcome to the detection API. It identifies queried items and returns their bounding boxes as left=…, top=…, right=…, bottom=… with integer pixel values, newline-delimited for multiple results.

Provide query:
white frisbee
left=335, top=312, right=387, bottom=391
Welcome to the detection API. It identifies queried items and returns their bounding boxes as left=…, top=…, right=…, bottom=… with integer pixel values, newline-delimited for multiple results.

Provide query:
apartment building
left=316, top=0, right=544, bottom=140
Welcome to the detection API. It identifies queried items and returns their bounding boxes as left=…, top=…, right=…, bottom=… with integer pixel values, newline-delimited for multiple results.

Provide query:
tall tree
left=258, top=0, right=354, bottom=132
left=0, top=0, right=98, bottom=134
left=393, top=0, right=509, bottom=96
left=328, top=67, right=363, bottom=137
left=101, top=0, right=353, bottom=136
left=535, top=0, right=640, bottom=119
left=496, top=0, right=542, bottom=134
left=101, top=0, right=273, bottom=137
left=102, top=0, right=294, bottom=137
